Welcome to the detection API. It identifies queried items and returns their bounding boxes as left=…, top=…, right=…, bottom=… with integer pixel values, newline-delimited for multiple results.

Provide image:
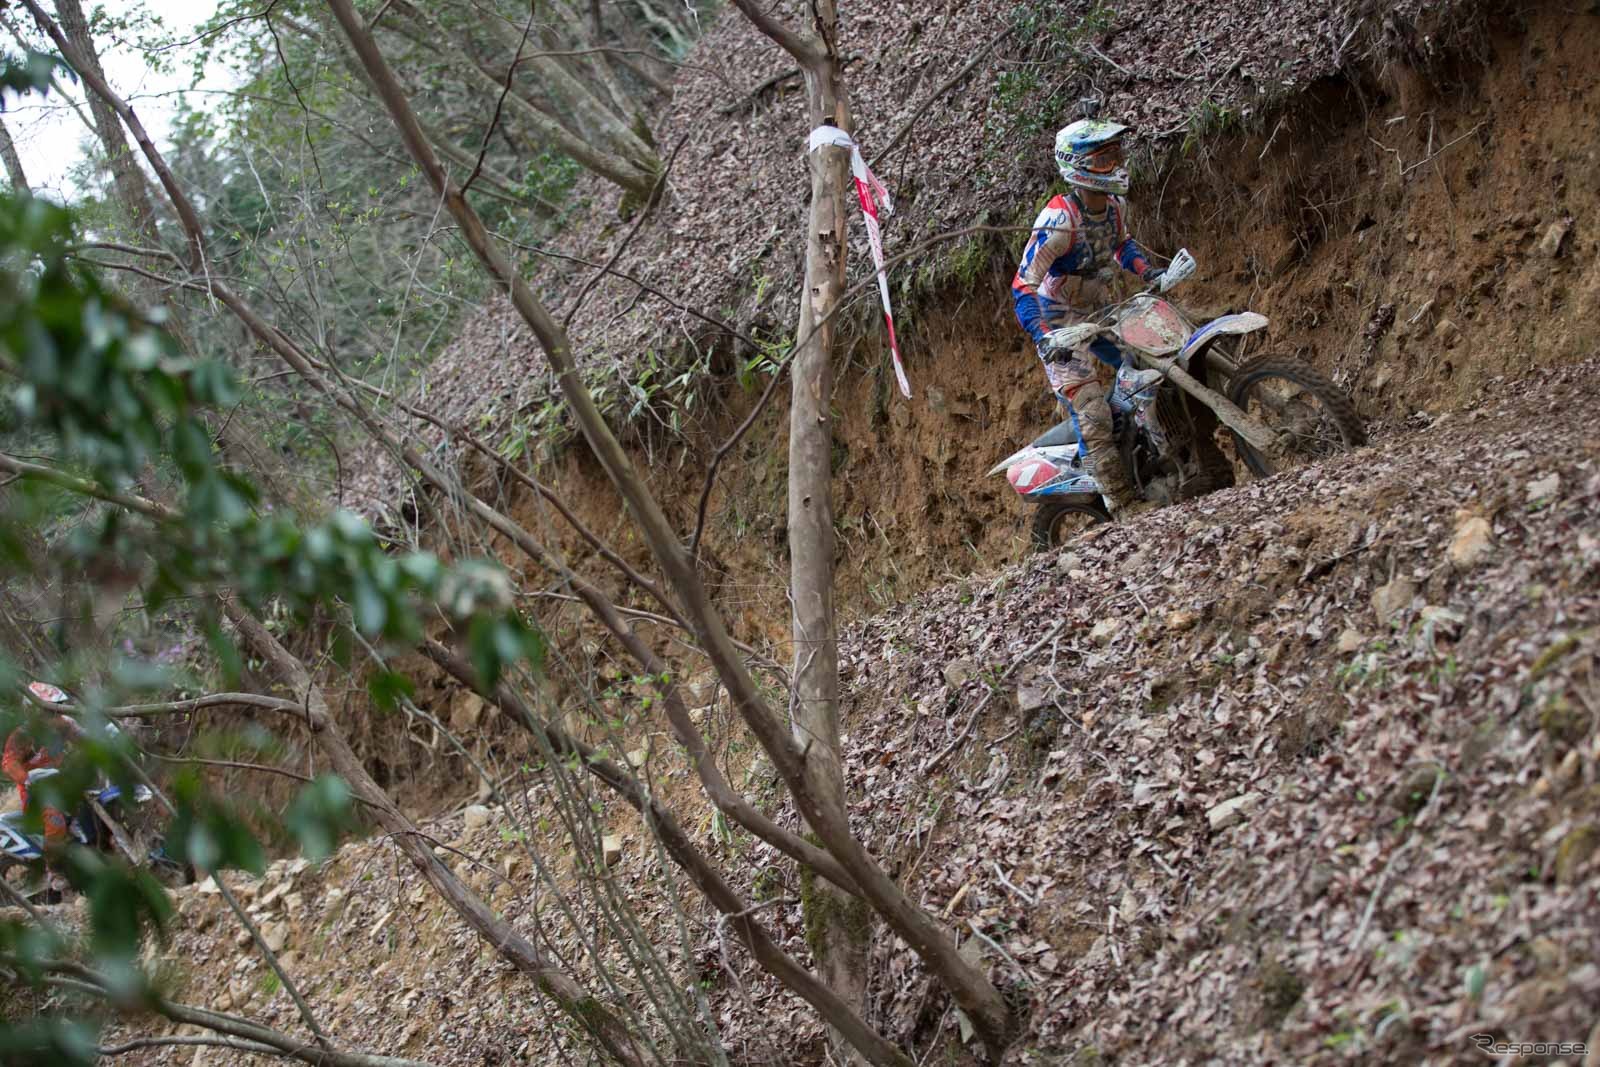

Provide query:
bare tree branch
left=99, top=692, right=307, bottom=718
left=0, top=451, right=176, bottom=522
left=222, top=604, right=657, bottom=1067
left=322, top=2, right=1016, bottom=1054
left=98, top=1034, right=282, bottom=1057
left=420, top=641, right=912, bottom=1067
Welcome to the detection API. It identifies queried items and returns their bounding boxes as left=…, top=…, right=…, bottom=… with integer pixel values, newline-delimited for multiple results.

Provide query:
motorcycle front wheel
left=1226, top=355, right=1367, bottom=478
left=1031, top=495, right=1110, bottom=550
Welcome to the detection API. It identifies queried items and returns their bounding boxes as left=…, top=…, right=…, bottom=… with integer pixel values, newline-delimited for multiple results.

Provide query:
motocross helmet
left=1054, top=119, right=1131, bottom=196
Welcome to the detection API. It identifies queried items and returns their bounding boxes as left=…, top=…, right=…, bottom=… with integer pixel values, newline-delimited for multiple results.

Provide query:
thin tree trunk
left=0, top=115, right=28, bottom=192
left=584, top=0, right=675, bottom=93
left=283, top=12, right=551, bottom=212
left=476, top=2, right=656, bottom=165
left=320, top=0, right=1017, bottom=1054
left=775, top=3, right=873, bottom=1056
left=53, top=0, right=162, bottom=242
left=549, top=0, right=650, bottom=123
left=631, top=0, right=692, bottom=55
left=383, top=0, right=657, bottom=196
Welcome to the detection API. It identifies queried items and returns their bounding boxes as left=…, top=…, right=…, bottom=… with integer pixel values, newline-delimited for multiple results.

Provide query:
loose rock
left=1165, top=609, right=1199, bottom=632
left=1207, top=792, right=1262, bottom=831
left=942, top=657, right=976, bottom=688
left=1526, top=471, right=1561, bottom=504
left=1539, top=217, right=1571, bottom=257
left=1371, top=577, right=1416, bottom=620
left=1554, top=825, right=1598, bottom=885
left=1015, top=680, right=1052, bottom=714
left=1091, top=618, right=1123, bottom=645
left=260, top=920, right=289, bottom=954
left=462, top=804, right=492, bottom=834
left=1448, top=512, right=1494, bottom=569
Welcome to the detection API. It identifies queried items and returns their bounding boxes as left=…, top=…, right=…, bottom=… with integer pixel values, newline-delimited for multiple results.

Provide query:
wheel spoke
left=1225, top=355, right=1365, bottom=480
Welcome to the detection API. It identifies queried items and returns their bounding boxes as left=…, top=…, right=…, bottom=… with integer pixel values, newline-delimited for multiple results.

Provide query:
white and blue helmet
left=1054, top=119, right=1131, bottom=196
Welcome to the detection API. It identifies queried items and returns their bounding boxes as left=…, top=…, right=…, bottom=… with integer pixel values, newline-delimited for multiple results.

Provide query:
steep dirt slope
left=86, top=353, right=1600, bottom=1065
left=1138, top=3, right=1600, bottom=422
left=265, top=0, right=1600, bottom=891
left=837, top=359, right=1600, bottom=1063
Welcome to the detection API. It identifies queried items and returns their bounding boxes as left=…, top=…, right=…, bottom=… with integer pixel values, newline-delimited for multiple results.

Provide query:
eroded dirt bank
left=517, top=1, right=1600, bottom=643
left=273, top=0, right=1600, bottom=836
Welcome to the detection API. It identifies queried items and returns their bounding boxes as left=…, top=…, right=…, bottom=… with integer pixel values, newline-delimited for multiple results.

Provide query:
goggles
left=1081, top=141, right=1125, bottom=174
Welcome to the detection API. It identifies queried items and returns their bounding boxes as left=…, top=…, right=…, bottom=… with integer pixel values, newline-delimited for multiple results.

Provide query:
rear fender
left=1179, top=312, right=1268, bottom=363
left=0, top=813, right=43, bottom=861
left=1029, top=468, right=1100, bottom=497
left=987, top=443, right=1078, bottom=478
left=988, top=445, right=1042, bottom=478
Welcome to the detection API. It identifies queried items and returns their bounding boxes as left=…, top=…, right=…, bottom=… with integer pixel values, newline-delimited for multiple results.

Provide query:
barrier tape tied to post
left=807, top=125, right=911, bottom=399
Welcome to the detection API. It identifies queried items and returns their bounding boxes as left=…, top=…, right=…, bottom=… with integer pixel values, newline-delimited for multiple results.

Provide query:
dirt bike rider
left=3, top=695, right=70, bottom=848
left=1011, top=119, right=1163, bottom=517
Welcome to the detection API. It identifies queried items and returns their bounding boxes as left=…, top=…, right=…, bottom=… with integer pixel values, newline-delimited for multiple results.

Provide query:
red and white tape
left=807, top=125, right=910, bottom=398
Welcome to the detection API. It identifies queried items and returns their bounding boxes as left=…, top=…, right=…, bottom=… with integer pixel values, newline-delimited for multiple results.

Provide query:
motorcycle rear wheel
left=1031, top=495, right=1110, bottom=550
left=1226, top=355, right=1366, bottom=478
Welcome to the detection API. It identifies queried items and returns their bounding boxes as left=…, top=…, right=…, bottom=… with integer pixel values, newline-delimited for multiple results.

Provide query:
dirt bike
left=990, top=250, right=1367, bottom=548
left=1, top=683, right=190, bottom=894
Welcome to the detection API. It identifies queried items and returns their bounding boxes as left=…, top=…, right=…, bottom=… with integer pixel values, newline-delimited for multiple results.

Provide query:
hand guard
left=1041, top=323, right=1100, bottom=361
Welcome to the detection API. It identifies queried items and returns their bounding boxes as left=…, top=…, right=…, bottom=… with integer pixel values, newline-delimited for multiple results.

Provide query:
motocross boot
left=1074, top=378, right=1149, bottom=517
left=1182, top=401, right=1235, bottom=497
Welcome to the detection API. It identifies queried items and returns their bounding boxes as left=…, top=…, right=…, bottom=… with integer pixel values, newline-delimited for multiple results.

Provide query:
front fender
left=1179, top=312, right=1269, bottom=361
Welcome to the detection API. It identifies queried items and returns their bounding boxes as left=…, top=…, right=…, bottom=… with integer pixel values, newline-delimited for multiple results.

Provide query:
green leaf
left=399, top=552, right=442, bottom=590
left=285, top=775, right=355, bottom=863
left=467, top=615, right=502, bottom=688
left=0, top=1018, right=99, bottom=1067
left=166, top=774, right=266, bottom=876
left=188, top=358, right=239, bottom=406
left=367, top=670, right=413, bottom=712
left=60, top=848, right=173, bottom=960
left=0, top=917, right=65, bottom=985
left=171, top=418, right=212, bottom=480
left=0, top=50, right=70, bottom=101
left=350, top=577, right=387, bottom=636
left=327, top=627, right=353, bottom=670
left=120, top=329, right=162, bottom=372
left=492, top=619, right=526, bottom=674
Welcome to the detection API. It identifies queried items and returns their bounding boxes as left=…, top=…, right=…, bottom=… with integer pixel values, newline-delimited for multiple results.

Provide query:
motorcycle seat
left=1031, top=419, right=1078, bottom=449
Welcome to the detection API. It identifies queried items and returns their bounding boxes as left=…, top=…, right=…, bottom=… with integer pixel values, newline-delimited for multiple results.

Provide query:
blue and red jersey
left=1011, top=192, right=1151, bottom=345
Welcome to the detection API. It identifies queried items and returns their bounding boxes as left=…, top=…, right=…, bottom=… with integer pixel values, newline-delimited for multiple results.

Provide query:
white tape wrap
left=808, top=125, right=910, bottom=399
